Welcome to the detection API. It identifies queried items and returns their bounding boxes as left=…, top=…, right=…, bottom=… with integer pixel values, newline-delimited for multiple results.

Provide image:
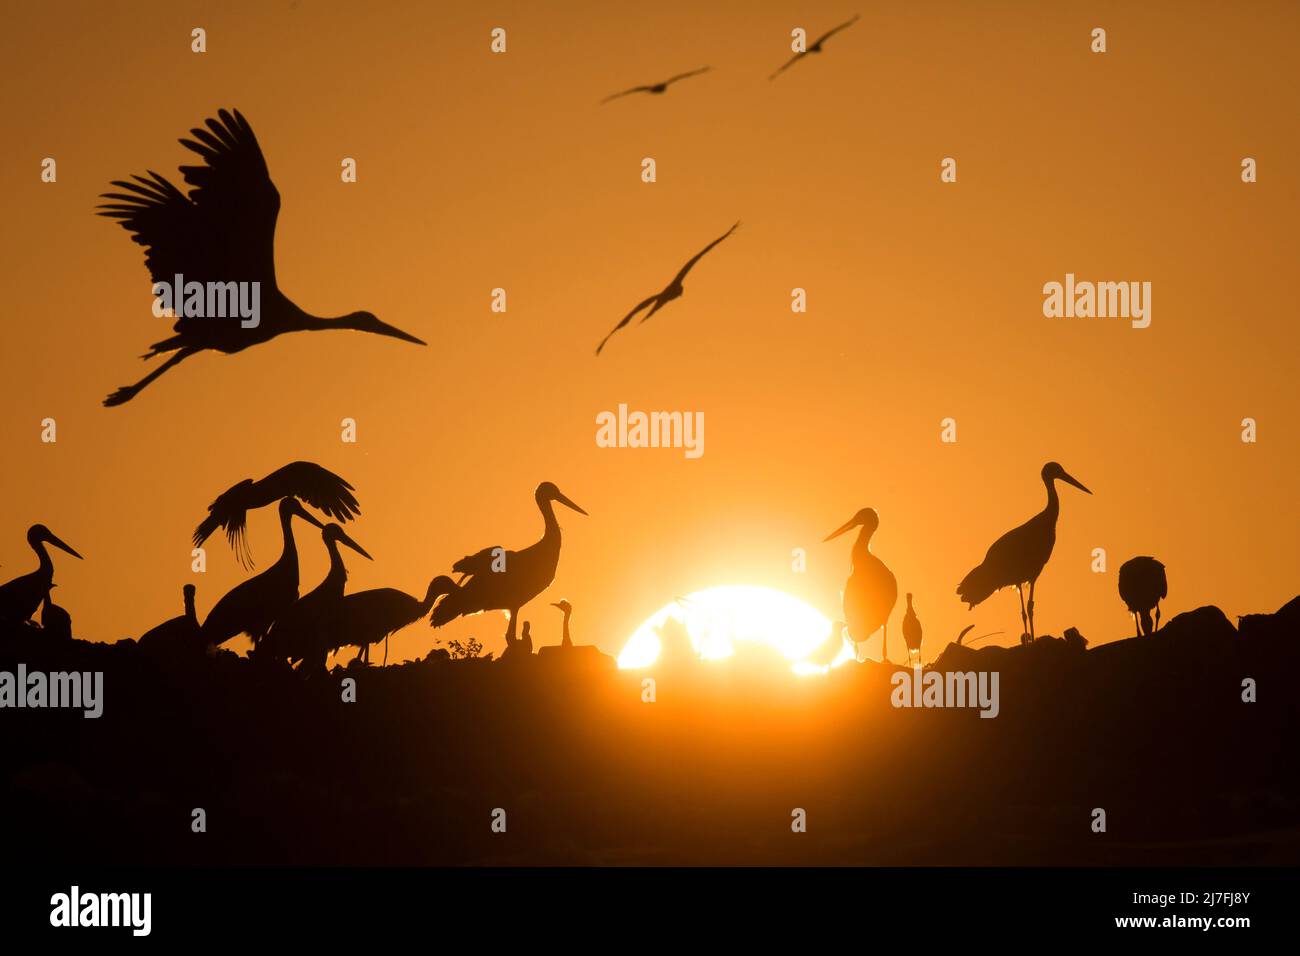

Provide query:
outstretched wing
left=670, top=221, right=740, bottom=286
left=596, top=293, right=660, bottom=355
left=663, top=66, right=711, bottom=86
left=600, top=85, right=653, bottom=104
left=98, top=109, right=281, bottom=322
left=250, top=462, right=359, bottom=522
left=812, top=13, right=860, bottom=48
left=769, top=53, right=804, bottom=80
left=192, top=461, right=357, bottom=567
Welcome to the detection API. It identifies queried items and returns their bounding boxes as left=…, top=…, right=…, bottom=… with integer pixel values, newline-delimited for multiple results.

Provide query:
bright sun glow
left=617, top=585, right=853, bottom=675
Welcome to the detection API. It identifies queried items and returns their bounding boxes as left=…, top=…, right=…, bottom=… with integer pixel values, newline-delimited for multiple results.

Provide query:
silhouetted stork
left=138, top=584, right=201, bottom=652
left=596, top=222, right=739, bottom=355
left=325, top=576, right=459, bottom=667
left=1118, top=556, right=1167, bottom=637
left=192, top=461, right=359, bottom=568
left=825, top=508, right=898, bottom=662
left=200, top=497, right=325, bottom=647
left=902, top=593, right=923, bottom=665
left=98, top=108, right=425, bottom=406
left=957, top=462, right=1091, bottom=642
left=41, top=588, right=73, bottom=640
left=551, top=599, right=574, bottom=648
left=0, top=526, right=83, bottom=626
left=262, top=523, right=371, bottom=667
left=769, top=14, right=861, bottom=80
left=431, top=482, right=588, bottom=647
left=601, top=66, right=710, bottom=103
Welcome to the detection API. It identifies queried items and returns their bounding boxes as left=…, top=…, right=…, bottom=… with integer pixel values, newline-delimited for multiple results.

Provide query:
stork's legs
left=1016, top=585, right=1029, bottom=644
left=880, top=623, right=889, bottom=664
left=1027, top=580, right=1037, bottom=642
left=1132, top=611, right=1141, bottom=639
left=103, top=346, right=200, bottom=407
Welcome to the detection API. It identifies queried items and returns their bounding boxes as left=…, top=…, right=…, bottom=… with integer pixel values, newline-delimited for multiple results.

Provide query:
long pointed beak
left=1061, top=471, right=1092, bottom=495
left=338, top=530, right=373, bottom=560
left=555, top=491, right=588, bottom=516
left=374, top=320, right=426, bottom=346
left=46, top=533, right=83, bottom=560
left=550, top=602, right=564, bottom=610
left=294, top=503, right=326, bottom=530
left=823, top=518, right=857, bottom=542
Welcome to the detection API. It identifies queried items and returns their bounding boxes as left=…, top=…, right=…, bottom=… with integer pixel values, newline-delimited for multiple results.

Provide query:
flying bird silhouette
left=769, top=14, right=861, bottom=80
left=601, top=66, right=711, bottom=103
left=595, top=221, right=739, bottom=355
left=957, top=462, right=1091, bottom=642
left=192, top=461, right=359, bottom=568
left=97, top=108, right=425, bottom=406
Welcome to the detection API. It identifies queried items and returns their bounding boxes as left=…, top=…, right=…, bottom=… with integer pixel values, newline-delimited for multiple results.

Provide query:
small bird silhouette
left=98, top=108, right=425, bottom=406
left=138, top=584, right=201, bottom=652
left=595, top=222, right=739, bottom=355
left=902, top=593, right=923, bottom=665
left=1118, top=556, right=1167, bottom=637
left=41, top=588, right=73, bottom=640
left=601, top=66, right=711, bottom=103
left=769, top=14, right=861, bottom=80
left=192, top=461, right=359, bottom=568
left=551, top=598, right=574, bottom=648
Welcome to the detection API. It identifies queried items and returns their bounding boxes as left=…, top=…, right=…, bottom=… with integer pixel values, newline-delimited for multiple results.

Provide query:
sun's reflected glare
left=617, top=585, right=851, bottom=674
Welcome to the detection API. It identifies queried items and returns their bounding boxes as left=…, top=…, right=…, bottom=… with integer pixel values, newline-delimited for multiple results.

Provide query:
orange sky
left=1, top=0, right=1296, bottom=663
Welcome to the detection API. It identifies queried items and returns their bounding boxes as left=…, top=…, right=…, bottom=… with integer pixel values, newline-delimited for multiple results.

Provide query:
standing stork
left=902, top=593, right=923, bottom=666
left=199, top=497, right=324, bottom=648
left=97, top=108, right=425, bottom=407
left=138, top=584, right=201, bottom=653
left=1118, top=556, right=1167, bottom=637
left=192, top=461, right=359, bottom=568
left=551, top=599, right=574, bottom=648
left=430, top=482, right=588, bottom=649
left=825, top=508, right=898, bottom=663
left=320, top=576, right=459, bottom=667
left=261, top=523, right=372, bottom=667
left=0, top=525, right=83, bottom=626
left=957, top=462, right=1091, bottom=642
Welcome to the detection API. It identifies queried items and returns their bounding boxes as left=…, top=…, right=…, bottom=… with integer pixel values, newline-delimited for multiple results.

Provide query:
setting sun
left=617, top=585, right=848, bottom=672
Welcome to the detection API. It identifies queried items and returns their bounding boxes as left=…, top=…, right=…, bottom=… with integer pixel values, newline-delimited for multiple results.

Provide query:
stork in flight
left=199, top=497, right=325, bottom=648
left=769, top=14, right=861, bottom=80
left=956, top=462, right=1091, bottom=642
left=192, top=461, right=359, bottom=568
left=261, top=523, right=372, bottom=668
left=825, top=508, right=898, bottom=663
left=595, top=222, right=739, bottom=355
left=601, top=66, right=711, bottom=103
left=430, top=482, right=588, bottom=649
left=97, top=108, right=425, bottom=406
left=0, top=526, right=83, bottom=626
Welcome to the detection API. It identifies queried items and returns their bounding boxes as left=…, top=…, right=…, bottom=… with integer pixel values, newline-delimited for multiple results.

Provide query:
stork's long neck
left=321, top=540, right=349, bottom=593
left=538, top=496, right=562, bottom=546
left=851, top=526, right=874, bottom=569
left=1043, top=476, right=1061, bottom=520
left=561, top=610, right=572, bottom=647
left=32, top=540, right=54, bottom=578
left=183, top=591, right=196, bottom=622
left=277, top=510, right=300, bottom=575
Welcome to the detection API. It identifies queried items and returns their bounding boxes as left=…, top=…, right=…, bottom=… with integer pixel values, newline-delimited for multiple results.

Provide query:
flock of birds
left=0, top=462, right=589, bottom=669
left=93, top=16, right=868, bottom=405
left=5, top=17, right=1175, bottom=664
left=0, top=459, right=1171, bottom=672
